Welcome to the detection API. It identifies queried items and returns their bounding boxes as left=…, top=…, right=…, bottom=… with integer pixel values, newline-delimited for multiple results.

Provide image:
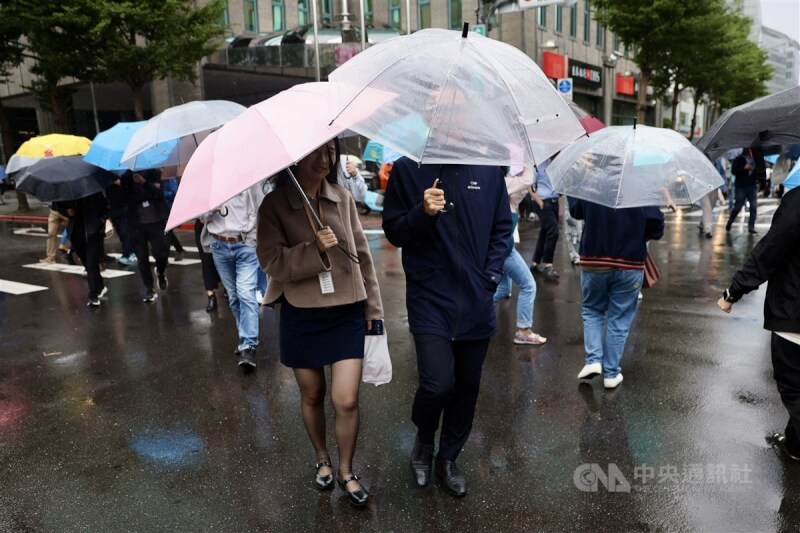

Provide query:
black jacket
left=729, top=187, right=800, bottom=333
left=382, top=159, right=512, bottom=340
left=121, top=169, right=169, bottom=225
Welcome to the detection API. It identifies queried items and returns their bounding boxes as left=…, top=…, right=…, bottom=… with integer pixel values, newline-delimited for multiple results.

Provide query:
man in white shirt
left=337, top=156, right=367, bottom=203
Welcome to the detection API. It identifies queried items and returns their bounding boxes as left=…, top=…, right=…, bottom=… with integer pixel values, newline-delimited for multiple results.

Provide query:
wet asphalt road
left=1, top=200, right=799, bottom=532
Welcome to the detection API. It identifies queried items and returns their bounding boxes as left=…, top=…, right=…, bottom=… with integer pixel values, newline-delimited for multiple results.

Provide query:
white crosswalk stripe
left=0, top=279, right=48, bottom=295
left=23, top=263, right=135, bottom=278
left=106, top=253, right=201, bottom=266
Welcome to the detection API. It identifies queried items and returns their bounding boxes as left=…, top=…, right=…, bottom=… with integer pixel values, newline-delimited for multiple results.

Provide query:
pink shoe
left=514, top=332, right=547, bottom=345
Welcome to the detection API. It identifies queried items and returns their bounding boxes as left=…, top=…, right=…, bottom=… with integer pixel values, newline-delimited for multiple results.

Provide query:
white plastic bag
left=362, top=331, right=392, bottom=386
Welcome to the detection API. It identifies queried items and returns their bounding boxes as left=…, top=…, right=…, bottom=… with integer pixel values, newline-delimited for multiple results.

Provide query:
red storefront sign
left=616, top=73, right=635, bottom=96
left=542, top=51, right=567, bottom=80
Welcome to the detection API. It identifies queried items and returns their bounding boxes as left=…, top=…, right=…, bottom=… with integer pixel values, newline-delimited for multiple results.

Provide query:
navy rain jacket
left=382, top=158, right=512, bottom=341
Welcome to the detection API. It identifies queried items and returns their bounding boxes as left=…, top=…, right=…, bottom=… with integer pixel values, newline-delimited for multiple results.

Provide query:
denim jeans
left=580, top=269, right=644, bottom=378
left=729, top=184, right=758, bottom=231
left=494, top=248, right=537, bottom=329
left=211, top=241, right=260, bottom=351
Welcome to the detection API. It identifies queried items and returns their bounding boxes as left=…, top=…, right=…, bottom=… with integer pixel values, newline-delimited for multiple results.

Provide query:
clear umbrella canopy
left=121, top=100, right=245, bottom=166
left=548, top=125, right=724, bottom=209
left=328, top=27, right=584, bottom=166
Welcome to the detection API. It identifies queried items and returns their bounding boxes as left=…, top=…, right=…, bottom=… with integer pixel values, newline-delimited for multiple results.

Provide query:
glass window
left=272, top=0, right=284, bottom=31
left=220, top=0, right=230, bottom=26
left=583, top=1, right=590, bottom=43
left=298, top=0, right=308, bottom=25
left=364, top=0, right=374, bottom=27
left=537, top=6, right=546, bottom=27
left=389, top=0, right=401, bottom=30
left=613, top=33, right=620, bottom=52
left=569, top=4, right=577, bottom=37
left=596, top=21, right=603, bottom=47
left=555, top=6, right=562, bottom=33
left=245, top=0, right=259, bottom=33
left=449, top=0, right=462, bottom=29
left=418, top=0, right=431, bottom=30
left=322, top=0, right=332, bottom=24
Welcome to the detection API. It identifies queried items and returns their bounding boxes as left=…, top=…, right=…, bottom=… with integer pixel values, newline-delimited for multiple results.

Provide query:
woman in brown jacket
left=257, top=139, right=383, bottom=507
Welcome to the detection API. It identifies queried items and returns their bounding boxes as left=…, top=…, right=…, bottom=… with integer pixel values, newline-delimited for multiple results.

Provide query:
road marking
left=13, top=227, right=48, bottom=237
left=106, top=253, right=201, bottom=266
left=0, top=279, right=48, bottom=295
left=23, top=263, right=135, bottom=278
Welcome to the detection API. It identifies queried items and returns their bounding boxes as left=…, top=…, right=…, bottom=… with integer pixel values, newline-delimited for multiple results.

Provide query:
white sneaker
left=99, top=286, right=108, bottom=299
left=255, top=290, right=264, bottom=305
left=578, top=362, right=602, bottom=379
left=604, top=374, right=624, bottom=389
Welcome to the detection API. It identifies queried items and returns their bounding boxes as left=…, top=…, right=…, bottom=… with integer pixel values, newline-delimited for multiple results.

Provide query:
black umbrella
left=15, top=156, right=117, bottom=202
left=697, top=85, right=800, bottom=158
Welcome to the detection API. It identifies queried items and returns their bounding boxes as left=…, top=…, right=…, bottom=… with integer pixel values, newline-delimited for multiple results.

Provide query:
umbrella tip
left=462, top=22, right=469, bottom=38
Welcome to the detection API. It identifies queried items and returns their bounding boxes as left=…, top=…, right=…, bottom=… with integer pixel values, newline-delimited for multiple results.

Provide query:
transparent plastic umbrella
left=328, top=26, right=584, bottom=167
left=121, top=100, right=245, bottom=166
left=547, top=125, right=724, bottom=209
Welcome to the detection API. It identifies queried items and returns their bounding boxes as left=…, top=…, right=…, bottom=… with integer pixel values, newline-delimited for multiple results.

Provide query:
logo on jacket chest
left=467, top=180, right=481, bottom=191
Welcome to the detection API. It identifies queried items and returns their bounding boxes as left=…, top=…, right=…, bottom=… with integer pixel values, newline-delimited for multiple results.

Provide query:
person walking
left=494, top=167, right=546, bottom=345
left=726, top=149, right=764, bottom=234
left=56, top=192, right=109, bottom=307
left=122, top=169, right=170, bottom=303
left=717, top=185, right=800, bottom=462
left=201, top=183, right=265, bottom=370
left=40, top=205, right=69, bottom=264
left=529, top=157, right=561, bottom=280
left=160, top=167, right=185, bottom=261
left=106, top=177, right=136, bottom=265
left=383, top=157, right=512, bottom=497
left=194, top=219, right=222, bottom=312
left=257, top=139, right=383, bottom=507
left=569, top=198, right=665, bottom=388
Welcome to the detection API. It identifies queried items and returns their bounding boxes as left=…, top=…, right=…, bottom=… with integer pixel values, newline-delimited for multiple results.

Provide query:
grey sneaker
left=238, top=347, right=256, bottom=369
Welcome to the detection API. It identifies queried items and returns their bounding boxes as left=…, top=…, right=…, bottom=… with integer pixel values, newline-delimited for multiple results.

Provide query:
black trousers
left=194, top=220, right=220, bottom=291
left=130, top=221, right=168, bottom=290
left=729, top=184, right=758, bottom=231
left=109, top=207, right=134, bottom=257
left=70, top=223, right=104, bottom=299
left=532, top=198, right=560, bottom=264
left=772, top=333, right=800, bottom=454
left=411, top=334, right=490, bottom=461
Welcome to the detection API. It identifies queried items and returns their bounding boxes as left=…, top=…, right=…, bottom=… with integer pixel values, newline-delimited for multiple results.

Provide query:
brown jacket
left=257, top=179, right=383, bottom=320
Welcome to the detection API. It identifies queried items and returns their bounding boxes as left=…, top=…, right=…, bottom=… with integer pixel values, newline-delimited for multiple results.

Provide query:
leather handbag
left=643, top=253, right=660, bottom=289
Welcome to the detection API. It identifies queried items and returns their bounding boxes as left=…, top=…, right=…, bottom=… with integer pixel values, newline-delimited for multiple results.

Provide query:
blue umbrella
left=764, top=154, right=779, bottom=165
left=362, top=140, right=383, bottom=163
left=84, top=122, right=178, bottom=171
left=784, top=160, right=800, bottom=191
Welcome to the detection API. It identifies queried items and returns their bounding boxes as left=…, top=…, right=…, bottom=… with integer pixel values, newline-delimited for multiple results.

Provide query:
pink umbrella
left=567, top=100, right=606, bottom=134
left=165, top=82, right=395, bottom=230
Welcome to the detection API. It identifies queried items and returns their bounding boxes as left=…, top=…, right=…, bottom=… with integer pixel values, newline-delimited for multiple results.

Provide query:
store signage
left=616, top=73, right=635, bottom=95
left=569, top=59, right=602, bottom=88
left=542, top=51, right=568, bottom=80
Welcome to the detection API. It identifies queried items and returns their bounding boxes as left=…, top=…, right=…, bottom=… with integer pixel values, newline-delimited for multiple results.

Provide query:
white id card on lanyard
left=319, top=271, right=335, bottom=294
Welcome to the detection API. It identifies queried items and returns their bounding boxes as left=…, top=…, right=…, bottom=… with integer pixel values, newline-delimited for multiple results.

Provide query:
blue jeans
left=580, top=269, right=643, bottom=378
left=211, top=241, right=260, bottom=351
left=729, top=184, right=758, bottom=231
left=494, top=248, right=536, bottom=329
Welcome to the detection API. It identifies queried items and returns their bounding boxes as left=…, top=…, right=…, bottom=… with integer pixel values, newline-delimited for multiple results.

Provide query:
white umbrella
left=547, top=125, right=724, bottom=209
left=328, top=26, right=585, bottom=166
left=121, top=100, right=245, bottom=167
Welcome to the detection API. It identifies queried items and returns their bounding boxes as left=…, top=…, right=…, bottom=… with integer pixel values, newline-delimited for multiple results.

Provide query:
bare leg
left=293, top=367, right=331, bottom=475
left=331, top=358, right=363, bottom=491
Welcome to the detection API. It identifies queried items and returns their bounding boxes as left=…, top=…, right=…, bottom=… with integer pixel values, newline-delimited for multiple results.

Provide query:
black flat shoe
left=767, top=433, right=800, bottom=462
left=314, top=459, right=334, bottom=490
left=337, top=474, right=369, bottom=507
left=435, top=457, right=467, bottom=497
left=410, top=437, right=434, bottom=487
left=206, top=293, right=217, bottom=312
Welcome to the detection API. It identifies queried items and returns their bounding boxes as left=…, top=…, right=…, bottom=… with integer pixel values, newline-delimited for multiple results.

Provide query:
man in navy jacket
left=569, top=199, right=664, bottom=389
left=383, top=157, right=512, bottom=497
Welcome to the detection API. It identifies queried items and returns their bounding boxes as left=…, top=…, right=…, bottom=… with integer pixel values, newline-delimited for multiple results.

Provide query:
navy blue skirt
left=279, top=298, right=366, bottom=369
